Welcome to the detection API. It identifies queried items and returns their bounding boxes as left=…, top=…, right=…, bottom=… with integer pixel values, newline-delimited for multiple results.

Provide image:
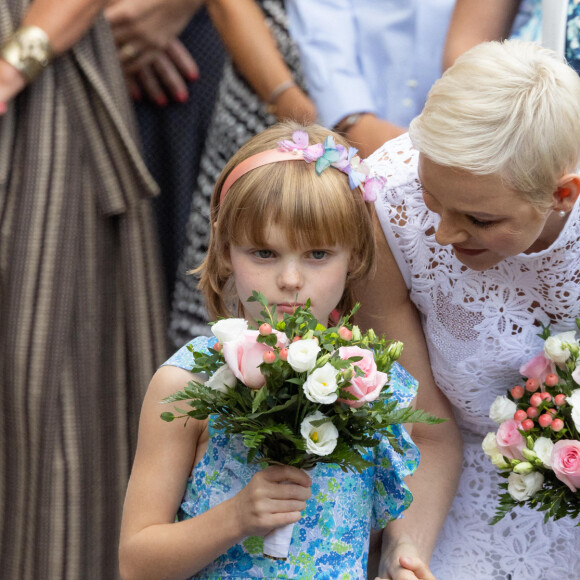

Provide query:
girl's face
left=229, top=225, right=352, bottom=327
left=418, top=154, right=555, bottom=271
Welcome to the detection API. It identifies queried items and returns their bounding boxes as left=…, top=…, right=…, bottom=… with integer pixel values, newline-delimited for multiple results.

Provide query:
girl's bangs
left=226, top=161, right=357, bottom=249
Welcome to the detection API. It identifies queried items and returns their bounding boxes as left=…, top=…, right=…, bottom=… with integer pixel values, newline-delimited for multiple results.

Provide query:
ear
left=552, top=173, right=580, bottom=214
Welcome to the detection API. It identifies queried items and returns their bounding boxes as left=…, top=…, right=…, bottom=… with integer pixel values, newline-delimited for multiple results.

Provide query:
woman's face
left=418, top=154, right=555, bottom=271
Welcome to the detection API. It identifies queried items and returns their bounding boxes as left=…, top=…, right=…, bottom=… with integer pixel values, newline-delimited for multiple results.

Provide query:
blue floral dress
left=163, top=336, right=420, bottom=579
left=511, top=0, right=580, bottom=74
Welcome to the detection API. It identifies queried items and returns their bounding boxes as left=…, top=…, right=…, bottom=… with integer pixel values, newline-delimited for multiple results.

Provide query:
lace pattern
left=367, top=133, right=580, bottom=579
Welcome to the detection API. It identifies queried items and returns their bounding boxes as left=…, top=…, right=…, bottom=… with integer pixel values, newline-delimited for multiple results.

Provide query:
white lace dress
left=367, top=134, right=580, bottom=580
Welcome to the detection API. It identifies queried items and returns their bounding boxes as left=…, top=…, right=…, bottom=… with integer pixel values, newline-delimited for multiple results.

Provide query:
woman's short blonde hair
left=195, top=122, right=375, bottom=321
left=410, top=39, right=580, bottom=207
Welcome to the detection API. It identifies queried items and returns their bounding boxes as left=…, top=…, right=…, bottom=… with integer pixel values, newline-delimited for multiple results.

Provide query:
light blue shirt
left=286, top=0, right=456, bottom=129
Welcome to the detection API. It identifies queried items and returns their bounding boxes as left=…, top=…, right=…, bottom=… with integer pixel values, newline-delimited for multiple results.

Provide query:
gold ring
left=119, top=43, right=138, bottom=61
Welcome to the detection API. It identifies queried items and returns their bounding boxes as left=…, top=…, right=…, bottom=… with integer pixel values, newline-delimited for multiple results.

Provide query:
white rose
left=482, top=432, right=509, bottom=468
left=300, top=411, right=338, bottom=456
left=211, top=318, right=248, bottom=343
left=544, top=331, right=578, bottom=364
left=287, top=339, right=321, bottom=373
left=507, top=471, right=544, bottom=501
left=489, top=396, right=517, bottom=424
left=533, top=436, right=555, bottom=468
left=303, top=363, right=339, bottom=404
left=572, top=366, right=580, bottom=386
left=205, top=364, right=237, bottom=394
left=482, top=432, right=500, bottom=457
left=568, top=389, right=580, bottom=431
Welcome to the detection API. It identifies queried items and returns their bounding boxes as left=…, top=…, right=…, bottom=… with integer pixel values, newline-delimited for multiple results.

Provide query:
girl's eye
left=467, top=215, right=495, bottom=228
left=310, top=250, right=328, bottom=260
left=254, top=249, right=274, bottom=259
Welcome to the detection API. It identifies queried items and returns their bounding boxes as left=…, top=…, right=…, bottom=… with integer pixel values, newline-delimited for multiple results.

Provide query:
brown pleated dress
left=0, top=4, right=167, bottom=578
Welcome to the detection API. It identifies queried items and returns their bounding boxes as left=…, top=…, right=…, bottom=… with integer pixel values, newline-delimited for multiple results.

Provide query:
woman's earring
left=559, top=210, right=567, bottom=217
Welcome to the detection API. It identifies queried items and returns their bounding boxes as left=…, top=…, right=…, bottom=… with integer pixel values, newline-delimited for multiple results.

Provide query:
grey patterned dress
left=0, top=3, right=167, bottom=579
left=169, top=0, right=307, bottom=347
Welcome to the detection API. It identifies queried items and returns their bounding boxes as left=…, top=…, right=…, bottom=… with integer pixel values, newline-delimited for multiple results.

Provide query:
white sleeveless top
left=368, top=133, right=580, bottom=580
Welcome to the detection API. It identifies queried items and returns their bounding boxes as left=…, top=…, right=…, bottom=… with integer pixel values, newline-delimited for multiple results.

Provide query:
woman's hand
left=105, top=0, right=201, bottom=104
left=376, top=538, right=436, bottom=580
left=0, top=58, right=26, bottom=114
left=231, top=465, right=312, bottom=537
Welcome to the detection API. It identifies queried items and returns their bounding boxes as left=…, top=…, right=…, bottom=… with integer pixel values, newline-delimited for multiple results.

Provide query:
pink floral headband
left=219, top=130, right=384, bottom=203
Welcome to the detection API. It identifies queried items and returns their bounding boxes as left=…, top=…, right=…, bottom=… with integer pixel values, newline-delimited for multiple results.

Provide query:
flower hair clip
left=220, top=130, right=385, bottom=202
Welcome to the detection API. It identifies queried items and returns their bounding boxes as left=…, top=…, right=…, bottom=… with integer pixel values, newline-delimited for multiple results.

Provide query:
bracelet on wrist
left=265, top=79, right=297, bottom=116
left=0, top=26, right=54, bottom=83
left=333, top=112, right=369, bottom=134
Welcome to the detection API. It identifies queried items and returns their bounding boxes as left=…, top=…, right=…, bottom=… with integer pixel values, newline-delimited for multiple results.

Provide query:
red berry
left=511, top=385, right=525, bottom=399
left=292, top=336, right=302, bottom=342
left=530, top=393, right=542, bottom=408
left=338, top=326, right=353, bottom=341
left=541, top=392, right=552, bottom=402
left=521, top=419, right=535, bottom=431
left=527, top=406, right=539, bottom=419
left=279, top=347, right=289, bottom=361
left=554, top=394, right=566, bottom=406
left=262, top=350, right=276, bottom=364
left=525, top=378, right=539, bottom=392
left=545, top=373, right=559, bottom=387
left=514, top=409, right=527, bottom=422
left=213, top=342, right=223, bottom=352
left=548, top=408, right=558, bottom=417
left=259, top=323, right=272, bottom=336
left=538, top=413, right=553, bottom=428
left=551, top=418, right=564, bottom=432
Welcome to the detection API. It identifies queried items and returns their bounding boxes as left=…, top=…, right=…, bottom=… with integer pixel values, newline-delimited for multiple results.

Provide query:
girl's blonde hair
left=195, top=122, right=375, bottom=321
left=410, top=39, right=580, bottom=208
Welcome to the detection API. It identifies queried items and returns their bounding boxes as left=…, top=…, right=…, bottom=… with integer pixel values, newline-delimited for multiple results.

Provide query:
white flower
left=489, top=396, right=517, bottom=424
left=300, top=411, right=338, bottom=456
left=303, top=363, right=339, bottom=404
left=507, top=471, right=544, bottom=501
left=211, top=318, right=248, bottom=343
left=287, top=339, right=321, bottom=373
left=205, top=364, right=237, bottom=393
left=568, top=389, right=580, bottom=432
left=544, top=331, right=578, bottom=364
left=482, top=433, right=510, bottom=468
left=572, top=365, right=580, bottom=386
left=482, top=432, right=500, bottom=456
left=533, top=436, right=555, bottom=468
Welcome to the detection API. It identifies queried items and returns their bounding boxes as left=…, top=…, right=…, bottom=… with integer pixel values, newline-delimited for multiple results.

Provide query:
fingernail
left=130, top=91, right=141, bottom=102
left=0, top=102, right=6, bottom=114
left=155, top=96, right=168, bottom=107
left=175, top=91, right=188, bottom=103
left=187, top=71, right=200, bottom=82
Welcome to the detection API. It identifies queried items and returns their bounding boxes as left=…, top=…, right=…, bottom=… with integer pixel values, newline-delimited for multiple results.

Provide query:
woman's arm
left=443, top=0, right=521, bottom=70
left=206, top=0, right=316, bottom=124
left=355, top=211, right=463, bottom=579
left=119, top=365, right=311, bottom=580
left=0, top=0, right=108, bottom=109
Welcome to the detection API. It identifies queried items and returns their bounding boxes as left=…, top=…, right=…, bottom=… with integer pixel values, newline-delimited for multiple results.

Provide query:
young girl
left=119, top=122, right=420, bottom=579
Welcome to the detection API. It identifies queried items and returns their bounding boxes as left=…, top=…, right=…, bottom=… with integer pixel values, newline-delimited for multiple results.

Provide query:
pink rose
left=495, top=419, right=526, bottom=460
left=337, top=346, right=388, bottom=408
left=519, top=352, right=555, bottom=387
left=551, top=440, right=580, bottom=492
left=222, top=330, right=288, bottom=389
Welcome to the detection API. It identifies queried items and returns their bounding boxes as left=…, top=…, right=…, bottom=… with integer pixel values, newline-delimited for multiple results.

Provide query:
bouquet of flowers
left=483, top=320, right=580, bottom=525
left=162, top=291, right=442, bottom=557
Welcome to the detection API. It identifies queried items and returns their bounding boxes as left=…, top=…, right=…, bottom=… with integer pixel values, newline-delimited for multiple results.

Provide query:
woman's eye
left=467, top=215, right=495, bottom=228
left=310, top=250, right=328, bottom=260
left=254, top=249, right=274, bottom=259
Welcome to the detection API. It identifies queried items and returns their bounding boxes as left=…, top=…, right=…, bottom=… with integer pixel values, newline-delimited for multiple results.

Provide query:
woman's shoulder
left=162, top=335, right=218, bottom=372
left=366, top=133, right=419, bottom=188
